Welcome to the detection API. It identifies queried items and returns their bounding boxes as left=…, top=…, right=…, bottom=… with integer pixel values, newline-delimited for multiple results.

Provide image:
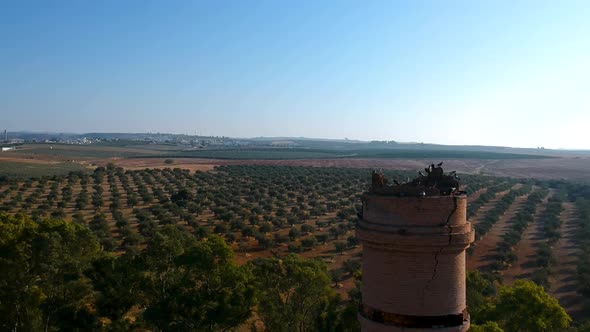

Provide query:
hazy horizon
left=2, top=1, right=589, bottom=149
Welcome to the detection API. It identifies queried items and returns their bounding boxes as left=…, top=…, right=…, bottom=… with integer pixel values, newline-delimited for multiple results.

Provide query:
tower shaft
left=357, top=194, right=474, bottom=331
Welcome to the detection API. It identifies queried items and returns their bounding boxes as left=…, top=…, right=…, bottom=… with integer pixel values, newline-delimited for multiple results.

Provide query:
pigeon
left=393, top=180, right=400, bottom=185
left=454, top=174, right=461, bottom=181
left=437, top=162, right=443, bottom=167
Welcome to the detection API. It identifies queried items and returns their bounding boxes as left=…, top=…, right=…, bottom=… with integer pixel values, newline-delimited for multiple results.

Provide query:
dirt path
left=502, top=193, right=552, bottom=284
left=467, top=192, right=529, bottom=271
left=549, top=202, right=586, bottom=320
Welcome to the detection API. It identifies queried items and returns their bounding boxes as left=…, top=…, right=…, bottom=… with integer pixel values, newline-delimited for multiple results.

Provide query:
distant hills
left=4, top=131, right=589, bottom=156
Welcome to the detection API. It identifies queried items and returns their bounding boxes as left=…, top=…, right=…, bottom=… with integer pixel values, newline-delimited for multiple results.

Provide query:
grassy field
left=8, top=143, right=166, bottom=159
left=153, top=147, right=554, bottom=160
left=0, top=161, right=89, bottom=179
left=4, top=143, right=557, bottom=162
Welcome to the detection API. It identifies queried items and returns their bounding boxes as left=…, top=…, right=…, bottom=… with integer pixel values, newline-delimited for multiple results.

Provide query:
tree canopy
left=480, top=280, right=571, bottom=332
left=249, top=254, right=339, bottom=332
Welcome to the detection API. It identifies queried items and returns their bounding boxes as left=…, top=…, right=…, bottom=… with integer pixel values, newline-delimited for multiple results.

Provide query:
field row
left=466, top=184, right=589, bottom=319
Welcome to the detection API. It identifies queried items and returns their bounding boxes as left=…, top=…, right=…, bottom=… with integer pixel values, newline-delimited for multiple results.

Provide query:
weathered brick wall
left=357, top=195, right=474, bottom=332
left=362, top=247, right=466, bottom=316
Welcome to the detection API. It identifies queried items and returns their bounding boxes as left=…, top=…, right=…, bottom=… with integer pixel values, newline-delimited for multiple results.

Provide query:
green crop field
left=0, top=161, right=90, bottom=179
left=9, top=143, right=166, bottom=159
left=151, top=147, right=554, bottom=160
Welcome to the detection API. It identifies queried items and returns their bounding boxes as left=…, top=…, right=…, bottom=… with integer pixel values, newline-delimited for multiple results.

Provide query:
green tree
left=250, top=254, right=338, bottom=332
left=140, top=228, right=256, bottom=331
left=489, top=280, right=571, bottom=331
left=170, top=189, right=193, bottom=207
left=470, top=321, right=504, bottom=332
left=289, top=227, right=301, bottom=240
left=0, top=213, right=102, bottom=331
left=87, top=253, right=141, bottom=325
left=466, top=271, right=496, bottom=323
left=334, top=241, right=347, bottom=254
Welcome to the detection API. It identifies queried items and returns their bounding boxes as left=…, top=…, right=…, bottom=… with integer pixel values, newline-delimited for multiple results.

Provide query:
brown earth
left=549, top=202, right=587, bottom=320
left=467, top=188, right=528, bottom=271
left=467, top=187, right=488, bottom=204
left=0, top=156, right=64, bottom=164
left=468, top=186, right=514, bottom=226
left=103, top=158, right=216, bottom=172
left=100, top=157, right=590, bottom=182
left=4, top=147, right=590, bottom=181
left=502, top=192, right=553, bottom=285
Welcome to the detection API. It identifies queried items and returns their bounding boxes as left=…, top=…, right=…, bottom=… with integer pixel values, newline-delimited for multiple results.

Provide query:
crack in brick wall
left=423, top=196, right=458, bottom=300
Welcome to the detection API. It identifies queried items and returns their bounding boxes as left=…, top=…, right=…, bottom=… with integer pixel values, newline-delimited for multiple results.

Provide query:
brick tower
left=356, top=166, right=474, bottom=331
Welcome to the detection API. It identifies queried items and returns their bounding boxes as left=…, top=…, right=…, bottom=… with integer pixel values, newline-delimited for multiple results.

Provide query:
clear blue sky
left=1, top=1, right=589, bottom=149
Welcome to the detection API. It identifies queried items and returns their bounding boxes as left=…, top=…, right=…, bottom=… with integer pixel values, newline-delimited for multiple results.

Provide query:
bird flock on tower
left=370, top=162, right=463, bottom=197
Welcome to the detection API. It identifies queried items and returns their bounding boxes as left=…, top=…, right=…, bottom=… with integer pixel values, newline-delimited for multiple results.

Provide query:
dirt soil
left=102, top=158, right=217, bottom=172
left=467, top=189, right=528, bottom=271
left=502, top=193, right=553, bottom=285
left=549, top=202, right=587, bottom=320
left=4, top=151, right=590, bottom=181
left=0, top=156, right=63, bottom=164
left=100, top=157, right=590, bottom=181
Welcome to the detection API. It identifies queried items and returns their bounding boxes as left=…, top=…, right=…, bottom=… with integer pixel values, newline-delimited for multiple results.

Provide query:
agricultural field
left=1, top=163, right=590, bottom=324
left=4, top=143, right=590, bottom=181
left=151, top=147, right=552, bottom=160
left=0, top=165, right=496, bottom=296
left=0, top=160, right=89, bottom=180
left=464, top=177, right=590, bottom=320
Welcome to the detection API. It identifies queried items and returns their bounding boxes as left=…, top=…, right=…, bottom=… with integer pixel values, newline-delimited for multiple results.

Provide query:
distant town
left=0, top=130, right=261, bottom=149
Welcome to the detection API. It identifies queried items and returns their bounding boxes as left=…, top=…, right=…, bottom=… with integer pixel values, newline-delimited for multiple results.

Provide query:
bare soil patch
left=468, top=186, right=514, bottom=226
left=0, top=155, right=62, bottom=164
left=468, top=187, right=487, bottom=204
left=467, top=192, right=529, bottom=271
left=105, top=156, right=590, bottom=181
left=549, top=202, right=587, bottom=320
left=5, top=150, right=590, bottom=181
left=101, top=158, right=217, bottom=172
left=502, top=193, right=553, bottom=285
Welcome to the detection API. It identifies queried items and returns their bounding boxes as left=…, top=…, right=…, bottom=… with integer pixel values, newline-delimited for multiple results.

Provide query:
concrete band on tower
left=356, top=193, right=475, bottom=332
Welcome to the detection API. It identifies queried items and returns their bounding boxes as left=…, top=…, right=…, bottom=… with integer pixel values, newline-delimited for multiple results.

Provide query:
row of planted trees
left=471, top=184, right=532, bottom=245
left=575, top=195, right=590, bottom=302
left=1, top=211, right=578, bottom=332
left=531, top=195, right=565, bottom=288
left=0, top=212, right=360, bottom=332
left=467, top=181, right=516, bottom=219
left=490, top=189, right=548, bottom=272
left=0, top=165, right=494, bottom=258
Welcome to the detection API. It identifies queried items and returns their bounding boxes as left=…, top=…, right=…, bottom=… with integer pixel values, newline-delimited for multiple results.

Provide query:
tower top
left=371, top=162, right=462, bottom=197
left=357, top=164, right=474, bottom=331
